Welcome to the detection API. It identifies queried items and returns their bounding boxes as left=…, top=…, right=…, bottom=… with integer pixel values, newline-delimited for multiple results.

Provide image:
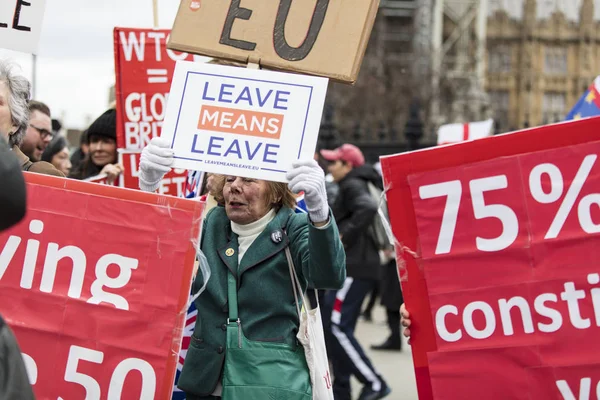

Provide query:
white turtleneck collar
left=231, top=209, right=276, bottom=264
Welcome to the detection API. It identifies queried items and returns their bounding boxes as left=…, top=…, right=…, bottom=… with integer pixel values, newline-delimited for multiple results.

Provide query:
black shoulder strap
left=22, top=160, right=33, bottom=172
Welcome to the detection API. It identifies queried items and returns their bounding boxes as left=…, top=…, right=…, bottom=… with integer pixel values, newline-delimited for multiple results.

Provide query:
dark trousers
left=323, top=277, right=385, bottom=400
left=386, top=309, right=401, bottom=344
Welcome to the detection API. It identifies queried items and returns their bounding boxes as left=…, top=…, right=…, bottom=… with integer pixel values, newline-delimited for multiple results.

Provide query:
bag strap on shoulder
left=22, top=160, right=33, bottom=172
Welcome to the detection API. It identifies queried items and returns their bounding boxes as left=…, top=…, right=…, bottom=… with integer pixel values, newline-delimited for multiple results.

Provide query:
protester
left=139, top=137, right=346, bottom=399
left=370, top=161, right=403, bottom=352
left=70, top=130, right=88, bottom=172
left=320, top=143, right=391, bottom=400
left=41, top=136, right=72, bottom=176
left=20, top=100, right=52, bottom=162
left=69, top=109, right=123, bottom=183
left=0, top=61, right=63, bottom=177
left=0, top=137, right=36, bottom=400
left=370, top=248, right=403, bottom=351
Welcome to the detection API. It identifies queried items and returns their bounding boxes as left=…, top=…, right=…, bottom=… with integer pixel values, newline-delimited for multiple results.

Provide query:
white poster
left=0, top=0, right=47, bottom=54
left=161, top=61, right=328, bottom=182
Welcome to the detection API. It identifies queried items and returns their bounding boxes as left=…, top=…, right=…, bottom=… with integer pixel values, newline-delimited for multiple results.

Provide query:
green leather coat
left=177, top=206, right=346, bottom=398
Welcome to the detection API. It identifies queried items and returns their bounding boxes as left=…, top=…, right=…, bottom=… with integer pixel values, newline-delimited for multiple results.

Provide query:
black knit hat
left=87, top=109, right=116, bottom=141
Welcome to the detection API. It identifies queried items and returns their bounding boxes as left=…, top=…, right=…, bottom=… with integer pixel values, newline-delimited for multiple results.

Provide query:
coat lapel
left=218, top=233, right=239, bottom=278
left=238, top=208, right=293, bottom=277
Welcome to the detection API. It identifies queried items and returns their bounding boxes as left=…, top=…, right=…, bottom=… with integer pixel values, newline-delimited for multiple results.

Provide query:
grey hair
left=0, top=61, right=31, bottom=147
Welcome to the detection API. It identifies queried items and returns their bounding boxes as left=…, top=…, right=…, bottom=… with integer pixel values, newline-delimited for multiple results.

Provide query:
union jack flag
left=295, top=192, right=308, bottom=214
left=172, top=297, right=197, bottom=399
left=184, top=170, right=204, bottom=199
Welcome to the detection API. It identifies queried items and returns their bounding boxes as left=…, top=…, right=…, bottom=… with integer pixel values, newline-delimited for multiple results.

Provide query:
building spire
left=580, top=0, right=594, bottom=27
left=523, top=0, right=536, bottom=24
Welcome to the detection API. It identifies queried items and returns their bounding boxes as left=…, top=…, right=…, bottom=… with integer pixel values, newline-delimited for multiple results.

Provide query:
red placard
left=381, top=117, right=600, bottom=400
left=118, top=150, right=188, bottom=196
left=113, top=27, right=196, bottom=150
left=0, top=173, right=203, bottom=400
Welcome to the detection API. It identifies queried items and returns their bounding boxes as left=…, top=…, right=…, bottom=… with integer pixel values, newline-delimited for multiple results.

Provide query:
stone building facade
left=486, top=0, right=600, bottom=132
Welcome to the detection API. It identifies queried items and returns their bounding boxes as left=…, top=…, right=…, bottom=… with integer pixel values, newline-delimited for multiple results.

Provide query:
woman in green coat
left=139, top=138, right=346, bottom=399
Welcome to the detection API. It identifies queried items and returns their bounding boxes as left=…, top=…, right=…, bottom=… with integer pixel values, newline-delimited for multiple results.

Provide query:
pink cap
left=320, top=144, right=365, bottom=167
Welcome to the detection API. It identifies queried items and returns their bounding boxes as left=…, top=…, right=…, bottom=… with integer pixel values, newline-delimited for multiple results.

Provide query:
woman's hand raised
left=139, top=137, right=173, bottom=192
left=286, top=159, right=329, bottom=225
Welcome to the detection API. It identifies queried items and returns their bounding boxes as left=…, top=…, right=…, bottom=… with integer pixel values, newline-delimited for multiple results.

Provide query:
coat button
left=217, top=346, right=224, bottom=354
left=221, top=324, right=227, bottom=331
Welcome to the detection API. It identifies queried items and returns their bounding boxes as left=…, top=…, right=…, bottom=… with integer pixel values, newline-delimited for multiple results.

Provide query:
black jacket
left=0, top=139, right=26, bottom=231
left=0, top=139, right=34, bottom=399
left=0, top=317, right=35, bottom=400
left=331, top=165, right=382, bottom=280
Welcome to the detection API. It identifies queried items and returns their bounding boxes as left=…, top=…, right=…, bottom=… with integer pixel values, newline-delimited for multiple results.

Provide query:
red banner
left=119, top=150, right=188, bottom=196
left=113, top=27, right=196, bottom=151
left=381, top=117, right=600, bottom=400
left=0, top=173, right=203, bottom=399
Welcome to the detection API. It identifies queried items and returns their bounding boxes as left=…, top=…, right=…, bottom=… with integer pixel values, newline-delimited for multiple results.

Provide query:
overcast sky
left=0, top=0, right=183, bottom=130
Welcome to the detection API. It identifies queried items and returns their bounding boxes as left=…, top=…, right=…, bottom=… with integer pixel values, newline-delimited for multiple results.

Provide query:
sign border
left=21, top=172, right=202, bottom=399
left=170, top=70, right=315, bottom=175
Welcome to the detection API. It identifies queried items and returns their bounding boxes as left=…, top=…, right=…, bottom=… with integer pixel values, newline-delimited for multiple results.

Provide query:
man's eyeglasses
left=30, top=124, right=53, bottom=140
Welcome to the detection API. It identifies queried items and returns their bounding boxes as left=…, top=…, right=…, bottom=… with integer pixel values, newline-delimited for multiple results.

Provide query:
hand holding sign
left=161, top=61, right=328, bottom=182
left=139, top=137, right=174, bottom=192
left=286, top=159, right=329, bottom=223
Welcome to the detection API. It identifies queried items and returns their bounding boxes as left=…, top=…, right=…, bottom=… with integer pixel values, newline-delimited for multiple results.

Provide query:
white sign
left=161, top=61, right=328, bottom=182
left=0, top=0, right=47, bottom=54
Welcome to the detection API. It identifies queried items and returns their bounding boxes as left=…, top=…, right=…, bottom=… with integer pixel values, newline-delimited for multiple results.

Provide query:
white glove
left=139, top=137, right=174, bottom=192
left=286, top=159, right=329, bottom=223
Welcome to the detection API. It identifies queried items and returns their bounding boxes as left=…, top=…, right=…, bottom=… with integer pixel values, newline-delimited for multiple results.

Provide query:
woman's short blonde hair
left=212, top=175, right=297, bottom=210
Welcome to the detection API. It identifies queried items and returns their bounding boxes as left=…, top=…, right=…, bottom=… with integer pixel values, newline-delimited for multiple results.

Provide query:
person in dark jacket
left=0, top=137, right=36, bottom=400
left=69, top=109, right=123, bottom=183
left=320, top=144, right=391, bottom=400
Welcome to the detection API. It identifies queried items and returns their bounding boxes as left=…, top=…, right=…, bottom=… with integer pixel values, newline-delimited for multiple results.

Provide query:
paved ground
left=350, top=305, right=419, bottom=400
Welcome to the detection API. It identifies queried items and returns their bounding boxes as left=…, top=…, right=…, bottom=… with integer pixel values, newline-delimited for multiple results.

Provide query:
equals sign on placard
left=147, top=69, right=168, bottom=84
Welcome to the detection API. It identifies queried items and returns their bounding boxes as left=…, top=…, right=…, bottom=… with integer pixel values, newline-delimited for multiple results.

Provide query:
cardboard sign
left=0, top=173, right=203, bottom=399
left=380, top=117, right=600, bottom=400
left=168, top=0, right=380, bottom=83
left=114, top=27, right=204, bottom=150
left=0, top=0, right=46, bottom=54
left=119, top=150, right=189, bottom=197
left=161, top=61, right=328, bottom=182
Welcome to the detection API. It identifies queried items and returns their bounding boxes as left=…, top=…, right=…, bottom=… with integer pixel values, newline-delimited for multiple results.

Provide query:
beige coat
left=12, top=146, right=64, bottom=177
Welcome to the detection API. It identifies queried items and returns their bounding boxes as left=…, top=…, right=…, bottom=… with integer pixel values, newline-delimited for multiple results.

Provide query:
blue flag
left=566, top=76, right=600, bottom=120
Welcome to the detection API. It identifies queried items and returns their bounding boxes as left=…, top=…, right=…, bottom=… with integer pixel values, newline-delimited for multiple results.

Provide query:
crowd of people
left=0, top=57, right=407, bottom=400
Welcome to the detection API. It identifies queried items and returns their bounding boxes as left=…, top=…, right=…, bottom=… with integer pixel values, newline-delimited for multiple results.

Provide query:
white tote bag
left=285, top=247, right=335, bottom=400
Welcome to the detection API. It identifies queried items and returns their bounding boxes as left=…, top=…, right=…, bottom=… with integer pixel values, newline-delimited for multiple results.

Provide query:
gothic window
left=544, top=47, right=568, bottom=75
left=488, top=46, right=511, bottom=73
left=488, top=90, right=510, bottom=133
left=542, top=92, right=566, bottom=123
